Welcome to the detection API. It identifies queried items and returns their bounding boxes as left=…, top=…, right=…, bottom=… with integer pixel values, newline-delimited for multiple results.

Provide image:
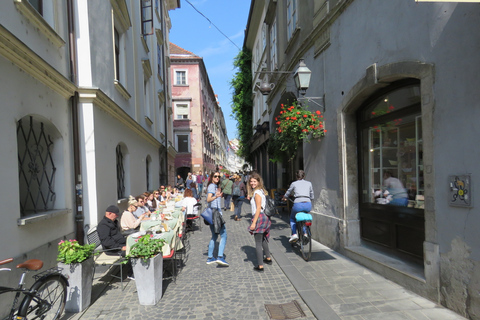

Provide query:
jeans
left=223, top=194, right=232, bottom=210
left=198, top=183, right=203, bottom=196
left=290, top=202, right=312, bottom=235
left=233, top=196, right=244, bottom=218
left=208, top=223, right=227, bottom=259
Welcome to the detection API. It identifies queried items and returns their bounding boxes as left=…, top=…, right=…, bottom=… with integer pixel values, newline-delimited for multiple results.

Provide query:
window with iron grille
left=116, top=144, right=125, bottom=199
left=17, top=116, right=57, bottom=216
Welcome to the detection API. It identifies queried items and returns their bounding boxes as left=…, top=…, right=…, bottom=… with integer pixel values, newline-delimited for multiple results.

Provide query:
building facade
left=0, top=0, right=179, bottom=314
left=245, top=0, right=480, bottom=318
left=170, top=43, right=228, bottom=178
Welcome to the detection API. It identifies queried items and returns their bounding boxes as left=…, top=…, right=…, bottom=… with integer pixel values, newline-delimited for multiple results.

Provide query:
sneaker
left=127, top=275, right=135, bottom=281
left=206, top=257, right=217, bottom=265
left=289, top=234, right=299, bottom=243
left=216, top=257, right=229, bottom=267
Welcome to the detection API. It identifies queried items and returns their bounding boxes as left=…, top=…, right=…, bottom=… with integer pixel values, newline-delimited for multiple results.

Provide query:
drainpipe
left=67, top=0, right=84, bottom=244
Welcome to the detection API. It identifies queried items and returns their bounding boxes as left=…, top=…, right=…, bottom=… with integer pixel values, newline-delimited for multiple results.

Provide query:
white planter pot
left=58, top=257, right=94, bottom=313
left=131, top=254, right=163, bottom=305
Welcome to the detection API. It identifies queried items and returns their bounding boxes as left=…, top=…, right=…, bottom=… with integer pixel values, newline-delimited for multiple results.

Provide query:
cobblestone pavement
left=62, top=201, right=466, bottom=320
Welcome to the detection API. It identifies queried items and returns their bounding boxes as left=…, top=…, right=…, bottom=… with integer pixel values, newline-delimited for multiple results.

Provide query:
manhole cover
left=265, top=300, right=306, bottom=319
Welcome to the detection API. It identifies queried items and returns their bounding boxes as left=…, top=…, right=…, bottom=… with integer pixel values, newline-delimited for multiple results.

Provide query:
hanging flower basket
left=268, top=102, right=325, bottom=162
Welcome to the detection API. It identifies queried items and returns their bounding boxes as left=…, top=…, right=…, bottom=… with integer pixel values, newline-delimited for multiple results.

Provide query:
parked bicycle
left=0, top=258, right=68, bottom=320
left=286, top=198, right=313, bottom=261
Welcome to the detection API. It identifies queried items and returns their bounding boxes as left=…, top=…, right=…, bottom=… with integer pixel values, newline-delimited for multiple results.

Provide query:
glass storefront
left=358, top=80, right=425, bottom=258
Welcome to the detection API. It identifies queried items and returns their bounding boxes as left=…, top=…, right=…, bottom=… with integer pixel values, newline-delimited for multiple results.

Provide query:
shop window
left=358, top=80, right=424, bottom=258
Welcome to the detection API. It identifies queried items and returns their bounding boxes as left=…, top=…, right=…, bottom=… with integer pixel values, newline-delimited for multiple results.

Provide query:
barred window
left=17, top=116, right=58, bottom=216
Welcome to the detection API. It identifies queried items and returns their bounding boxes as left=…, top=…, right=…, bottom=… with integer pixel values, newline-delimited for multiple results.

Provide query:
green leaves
left=57, top=240, right=95, bottom=264
left=125, top=234, right=165, bottom=263
left=230, top=48, right=253, bottom=162
left=268, top=102, right=325, bottom=162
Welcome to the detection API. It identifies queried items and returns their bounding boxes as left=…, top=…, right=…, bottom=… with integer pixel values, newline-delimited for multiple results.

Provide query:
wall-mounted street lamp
left=255, top=58, right=324, bottom=112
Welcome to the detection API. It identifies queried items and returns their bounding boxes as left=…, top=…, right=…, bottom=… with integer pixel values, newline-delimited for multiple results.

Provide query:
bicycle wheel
left=18, top=274, right=67, bottom=320
left=300, top=224, right=312, bottom=261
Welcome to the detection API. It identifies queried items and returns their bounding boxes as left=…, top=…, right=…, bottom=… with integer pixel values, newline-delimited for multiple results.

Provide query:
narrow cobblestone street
left=63, top=202, right=466, bottom=320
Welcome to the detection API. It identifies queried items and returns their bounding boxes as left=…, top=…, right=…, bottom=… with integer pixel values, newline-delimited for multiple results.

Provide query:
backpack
left=263, top=194, right=278, bottom=217
left=232, top=182, right=241, bottom=196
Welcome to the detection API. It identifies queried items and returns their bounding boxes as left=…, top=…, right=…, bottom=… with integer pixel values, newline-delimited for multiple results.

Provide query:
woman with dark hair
left=190, top=181, right=199, bottom=200
left=146, top=192, right=157, bottom=212
left=205, top=170, right=229, bottom=266
left=283, top=170, right=314, bottom=243
left=247, top=172, right=272, bottom=272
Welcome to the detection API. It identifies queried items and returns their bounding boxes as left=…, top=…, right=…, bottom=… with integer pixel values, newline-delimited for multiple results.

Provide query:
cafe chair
left=186, top=203, right=202, bottom=233
left=85, top=225, right=127, bottom=290
left=162, top=249, right=177, bottom=283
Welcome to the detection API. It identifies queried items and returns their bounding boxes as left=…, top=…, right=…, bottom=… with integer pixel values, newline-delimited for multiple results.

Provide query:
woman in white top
left=182, top=188, right=199, bottom=216
left=247, top=172, right=272, bottom=272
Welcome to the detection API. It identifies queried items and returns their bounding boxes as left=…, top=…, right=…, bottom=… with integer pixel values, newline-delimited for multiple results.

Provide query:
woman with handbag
left=205, top=170, right=229, bottom=267
left=247, top=172, right=272, bottom=272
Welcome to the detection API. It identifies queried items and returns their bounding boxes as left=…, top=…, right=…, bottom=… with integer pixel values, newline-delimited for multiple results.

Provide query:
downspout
left=67, top=0, right=84, bottom=244
left=162, top=3, right=169, bottom=185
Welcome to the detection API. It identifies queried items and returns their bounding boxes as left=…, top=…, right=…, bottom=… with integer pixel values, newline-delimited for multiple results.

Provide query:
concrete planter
left=131, top=254, right=163, bottom=305
left=58, top=257, right=94, bottom=313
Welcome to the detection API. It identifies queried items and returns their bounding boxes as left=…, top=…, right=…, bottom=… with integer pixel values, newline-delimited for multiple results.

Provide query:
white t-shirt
left=250, top=189, right=266, bottom=214
left=182, top=197, right=199, bottom=216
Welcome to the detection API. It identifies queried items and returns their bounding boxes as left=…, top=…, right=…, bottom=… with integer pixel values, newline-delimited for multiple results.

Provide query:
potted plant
left=125, top=234, right=165, bottom=305
left=57, top=239, right=96, bottom=312
left=268, top=102, right=325, bottom=162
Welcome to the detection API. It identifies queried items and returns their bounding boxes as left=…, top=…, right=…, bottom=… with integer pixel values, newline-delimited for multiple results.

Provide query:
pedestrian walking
left=282, top=170, right=314, bottom=243
left=196, top=170, right=204, bottom=195
left=247, top=172, right=272, bottom=272
left=232, top=174, right=246, bottom=221
left=220, top=174, right=233, bottom=211
left=205, top=170, right=229, bottom=266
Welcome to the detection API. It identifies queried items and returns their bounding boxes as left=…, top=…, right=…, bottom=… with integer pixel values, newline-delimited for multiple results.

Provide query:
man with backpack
left=220, top=174, right=234, bottom=211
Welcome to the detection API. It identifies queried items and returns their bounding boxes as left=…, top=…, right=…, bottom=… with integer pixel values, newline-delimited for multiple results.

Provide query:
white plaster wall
left=0, top=57, right=74, bottom=259
left=0, top=0, right=69, bottom=75
left=82, top=107, right=160, bottom=228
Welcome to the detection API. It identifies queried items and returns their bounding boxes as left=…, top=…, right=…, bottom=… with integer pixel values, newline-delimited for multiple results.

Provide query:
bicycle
left=285, top=198, right=313, bottom=261
left=0, top=258, right=68, bottom=320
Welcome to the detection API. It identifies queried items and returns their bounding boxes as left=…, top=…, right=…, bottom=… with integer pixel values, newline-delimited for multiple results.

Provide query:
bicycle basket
left=295, top=212, right=312, bottom=222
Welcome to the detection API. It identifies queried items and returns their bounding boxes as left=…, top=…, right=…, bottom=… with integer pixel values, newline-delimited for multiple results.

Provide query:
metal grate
left=116, top=145, right=125, bottom=199
left=17, top=116, right=56, bottom=215
left=265, top=300, right=306, bottom=319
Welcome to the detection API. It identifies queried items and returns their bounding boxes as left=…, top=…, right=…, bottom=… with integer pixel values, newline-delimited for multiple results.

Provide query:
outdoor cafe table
left=125, top=229, right=176, bottom=257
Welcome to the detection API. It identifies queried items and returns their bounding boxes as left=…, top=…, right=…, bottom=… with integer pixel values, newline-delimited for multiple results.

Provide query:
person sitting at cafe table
left=146, top=192, right=158, bottom=212
left=121, top=197, right=150, bottom=233
left=182, top=188, right=199, bottom=218
left=97, top=205, right=134, bottom=279
left=158, top=190, right=168, bottom=205
left=97, top=205, right=127, bottom=256
left=133, top=195, right=151, bottom=218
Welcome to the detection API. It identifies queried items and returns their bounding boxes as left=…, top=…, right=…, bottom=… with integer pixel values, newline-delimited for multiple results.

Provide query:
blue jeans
left=198, top=183, right=203, bottom=195
left=208, top=223, right=227, bottom=259
left=233, top=196, right=244, bottom=218
left=223, top=194, right=232, bottom=210
left=290, top=202, right=312, bottom=235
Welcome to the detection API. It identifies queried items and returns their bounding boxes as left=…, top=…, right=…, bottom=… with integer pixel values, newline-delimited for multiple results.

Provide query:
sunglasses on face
left=213, top=175, right=220, bottom=178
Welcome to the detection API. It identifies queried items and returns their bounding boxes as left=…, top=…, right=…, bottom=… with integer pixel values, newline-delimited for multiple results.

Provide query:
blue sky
left=169, top=0, right=251, bottom=141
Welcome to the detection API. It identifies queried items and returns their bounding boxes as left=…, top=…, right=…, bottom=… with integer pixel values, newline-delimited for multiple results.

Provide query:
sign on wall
left=449, top=175, right=472, bottom=207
